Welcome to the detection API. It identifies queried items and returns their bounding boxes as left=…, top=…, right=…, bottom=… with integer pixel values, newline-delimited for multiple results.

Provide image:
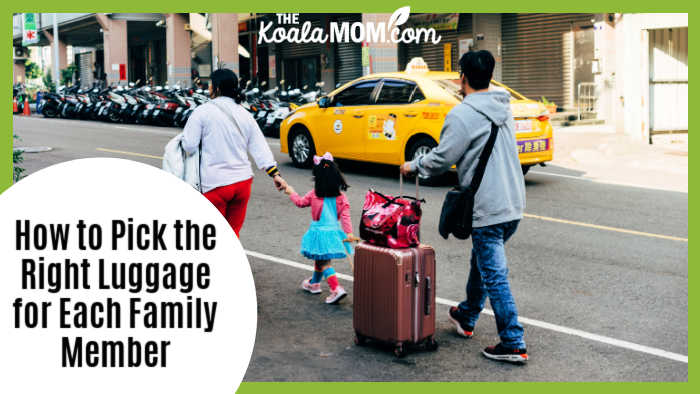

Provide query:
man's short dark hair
left=459, top=50, right=495, bottom=90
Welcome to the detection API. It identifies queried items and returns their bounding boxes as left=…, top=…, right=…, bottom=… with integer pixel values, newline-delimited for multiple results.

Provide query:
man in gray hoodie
left=401, top=50, right=528, bottom=364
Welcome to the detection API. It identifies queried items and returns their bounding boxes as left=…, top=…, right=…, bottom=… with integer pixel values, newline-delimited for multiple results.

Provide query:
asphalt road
left=12, top=115, right=688, bottom=381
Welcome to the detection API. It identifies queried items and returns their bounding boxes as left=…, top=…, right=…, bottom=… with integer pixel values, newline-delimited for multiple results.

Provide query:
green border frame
left=2, top=3, right=691, bottom=392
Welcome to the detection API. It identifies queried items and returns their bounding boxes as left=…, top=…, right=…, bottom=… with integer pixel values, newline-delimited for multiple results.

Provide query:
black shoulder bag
left=438, top=121, right=498, bottom=240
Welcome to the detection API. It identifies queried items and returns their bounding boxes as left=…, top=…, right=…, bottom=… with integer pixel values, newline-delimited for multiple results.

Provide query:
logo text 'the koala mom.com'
left=258, top=7, right=443, bottom=45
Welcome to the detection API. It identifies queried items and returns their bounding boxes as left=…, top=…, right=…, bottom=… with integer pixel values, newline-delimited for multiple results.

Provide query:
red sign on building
left=119, top=64, right=126, bottom=81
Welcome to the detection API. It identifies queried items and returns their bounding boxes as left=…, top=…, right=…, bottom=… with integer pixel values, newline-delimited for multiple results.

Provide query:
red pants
left=203, top=178, right=253, bottom=237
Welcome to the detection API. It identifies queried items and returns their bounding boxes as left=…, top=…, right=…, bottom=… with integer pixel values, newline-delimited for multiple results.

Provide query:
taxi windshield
left=434, top=78, right=526, bottom=101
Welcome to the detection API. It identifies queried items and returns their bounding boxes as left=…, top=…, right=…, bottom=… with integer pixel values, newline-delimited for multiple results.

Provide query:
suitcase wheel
left=393, top=343, right=407, bottom=358
left=425, top=337, right=439, bottom=352
left=354, top=333, right=367, bottom=347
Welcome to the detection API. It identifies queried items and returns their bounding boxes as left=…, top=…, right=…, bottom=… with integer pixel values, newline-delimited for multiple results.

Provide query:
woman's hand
left=343, top=233, right=361, bottom=243
left=273, top=175, right=287, bottom=192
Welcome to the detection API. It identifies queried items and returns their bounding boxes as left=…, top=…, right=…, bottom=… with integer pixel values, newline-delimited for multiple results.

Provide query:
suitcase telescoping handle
left=399, top=172, right=420, bottom=200
left=424, top=276, right=432, bottom=316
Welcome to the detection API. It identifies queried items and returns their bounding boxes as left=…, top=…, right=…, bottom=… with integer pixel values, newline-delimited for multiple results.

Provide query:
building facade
left=13, top=12, right=688, bottom=141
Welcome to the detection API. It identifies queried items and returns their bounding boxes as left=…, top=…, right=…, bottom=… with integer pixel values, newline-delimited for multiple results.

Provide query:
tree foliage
left=24, top=60, right=42, bottom=80
left=61, top=64, right=78, bottom=86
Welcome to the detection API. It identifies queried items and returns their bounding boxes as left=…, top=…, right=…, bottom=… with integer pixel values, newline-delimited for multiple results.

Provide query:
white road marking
left=112, top=125, right=180, bottom=136
left=529, top=170, right=587, bottom=181
left=15, top=115, right=179, bottom=136
left=245, top=249, right=688, bottom=364
left=96, top=147, right=162, bottom=160
left=529, top=170, right=687, bottom=194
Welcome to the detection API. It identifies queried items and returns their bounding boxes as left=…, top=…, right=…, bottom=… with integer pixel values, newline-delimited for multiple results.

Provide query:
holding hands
left=343, top=234, right=361, bottom=243
left=273, top=174, right=288, bottom=192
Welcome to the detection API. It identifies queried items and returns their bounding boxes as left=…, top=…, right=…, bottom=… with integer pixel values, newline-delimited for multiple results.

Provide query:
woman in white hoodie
left=182, top=69, right=286, bottom=237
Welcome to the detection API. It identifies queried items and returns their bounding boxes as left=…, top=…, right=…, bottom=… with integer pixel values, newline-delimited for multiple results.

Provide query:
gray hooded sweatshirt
left=409, top=90, right=526, bottom=228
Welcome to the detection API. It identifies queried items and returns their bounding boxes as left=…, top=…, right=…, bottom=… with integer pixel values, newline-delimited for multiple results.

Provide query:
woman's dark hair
left=210, top=68, right=244, bottom=103
left=459, top=50, right=495, bottom=90
left=313, top=159, right=349, bottom=197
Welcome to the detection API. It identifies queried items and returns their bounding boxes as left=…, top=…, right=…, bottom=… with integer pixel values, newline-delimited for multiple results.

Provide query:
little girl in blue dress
left=284, top=152, right=358, bottom=304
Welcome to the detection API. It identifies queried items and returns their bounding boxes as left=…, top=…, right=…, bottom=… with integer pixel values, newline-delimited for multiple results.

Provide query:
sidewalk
left=549, top=125, right=688, bottom=193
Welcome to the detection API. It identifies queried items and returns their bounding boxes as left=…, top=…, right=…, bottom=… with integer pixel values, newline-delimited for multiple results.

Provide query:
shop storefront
left=399, top=13, right=473, bottom=72
left=501, top=13, right=595, bottom=109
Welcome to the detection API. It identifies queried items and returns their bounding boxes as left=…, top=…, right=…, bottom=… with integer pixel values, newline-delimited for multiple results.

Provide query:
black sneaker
left=447, top=306, right=474, bottom=338
left=482, top=343, right=529, bottom=364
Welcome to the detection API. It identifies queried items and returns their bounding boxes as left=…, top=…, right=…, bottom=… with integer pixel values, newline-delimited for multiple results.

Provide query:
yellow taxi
left=280, top=58, right=553, bottom=177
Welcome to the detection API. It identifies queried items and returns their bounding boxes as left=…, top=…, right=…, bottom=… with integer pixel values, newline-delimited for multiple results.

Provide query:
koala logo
left=383, top=113, right=397, bottom=140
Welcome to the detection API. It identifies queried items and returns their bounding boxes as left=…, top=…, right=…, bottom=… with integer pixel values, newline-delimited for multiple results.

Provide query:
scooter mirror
left=261, top=81, right=267, bottom=87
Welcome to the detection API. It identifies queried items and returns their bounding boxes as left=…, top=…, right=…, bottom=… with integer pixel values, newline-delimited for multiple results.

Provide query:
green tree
left=42, top=68, right=56, bottom=92
left=61, top=64, right=77, bottom=86
left=24, top=60, right=42, bottom=80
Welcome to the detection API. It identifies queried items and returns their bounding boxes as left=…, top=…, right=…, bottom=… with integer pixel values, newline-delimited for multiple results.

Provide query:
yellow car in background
left=280, top=59, right=553, bottom=178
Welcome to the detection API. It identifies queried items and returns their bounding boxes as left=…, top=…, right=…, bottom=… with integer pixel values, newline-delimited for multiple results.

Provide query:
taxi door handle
left=353, top=113, right=364, bottom=118
left=404, top=112, right=418, bottom=118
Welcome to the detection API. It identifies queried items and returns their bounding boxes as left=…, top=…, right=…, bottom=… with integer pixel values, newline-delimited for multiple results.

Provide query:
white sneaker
left=301, top=278, right=322, bottom=294
left=325, top=286, right=347, bottom=304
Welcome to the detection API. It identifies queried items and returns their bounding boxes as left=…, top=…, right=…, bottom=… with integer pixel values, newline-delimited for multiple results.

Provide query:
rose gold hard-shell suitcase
left=352, top=242, right=438, bottom=357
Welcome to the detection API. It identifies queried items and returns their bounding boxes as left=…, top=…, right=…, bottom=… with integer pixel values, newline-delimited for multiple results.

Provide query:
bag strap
left=463, top=102, right=499, bottom=193
left=469, top=122, right=498, bottom=192
left=178, top=135, right=203, bottom=193
left=198, top=140, right=202, bottom=193
left=209, top=99, right=245, bottom=137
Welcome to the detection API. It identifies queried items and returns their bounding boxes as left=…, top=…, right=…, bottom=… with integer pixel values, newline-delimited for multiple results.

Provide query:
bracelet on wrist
left=266, top=166, right=280, bottom=177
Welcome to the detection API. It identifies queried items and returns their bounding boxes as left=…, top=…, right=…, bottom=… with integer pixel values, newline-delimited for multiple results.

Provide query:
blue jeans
left=458, top=220, right=525, bottom=349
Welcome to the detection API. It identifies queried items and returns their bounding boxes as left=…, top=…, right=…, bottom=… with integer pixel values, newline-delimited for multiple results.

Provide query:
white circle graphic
left=333, top=119, right=343, bottom=134
left=0, top=158, right=257, bottom=394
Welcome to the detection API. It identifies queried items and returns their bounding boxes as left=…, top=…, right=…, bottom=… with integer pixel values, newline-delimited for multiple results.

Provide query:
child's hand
left=284, top=185, right=295, bottom=195
left=343, top=233, right=361, bottom=243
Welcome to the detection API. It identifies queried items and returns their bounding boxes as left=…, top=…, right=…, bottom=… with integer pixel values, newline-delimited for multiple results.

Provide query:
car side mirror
left=318, top=96, right=331, bottom=108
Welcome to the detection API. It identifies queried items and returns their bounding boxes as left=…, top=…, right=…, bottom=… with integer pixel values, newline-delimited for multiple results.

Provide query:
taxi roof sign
left=405, top=57, right=429, bottom=74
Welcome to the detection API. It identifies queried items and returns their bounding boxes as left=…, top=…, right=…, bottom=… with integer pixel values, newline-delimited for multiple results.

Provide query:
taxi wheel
left=522, top=165, right=531, bottom=175
left=407, top=137, right=440, bottom=186
left=289, top=128, right=316, bottom=168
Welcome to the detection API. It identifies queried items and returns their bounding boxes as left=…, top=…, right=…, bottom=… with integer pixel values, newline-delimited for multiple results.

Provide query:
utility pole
left=52, top=13, right=59, bottom=92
